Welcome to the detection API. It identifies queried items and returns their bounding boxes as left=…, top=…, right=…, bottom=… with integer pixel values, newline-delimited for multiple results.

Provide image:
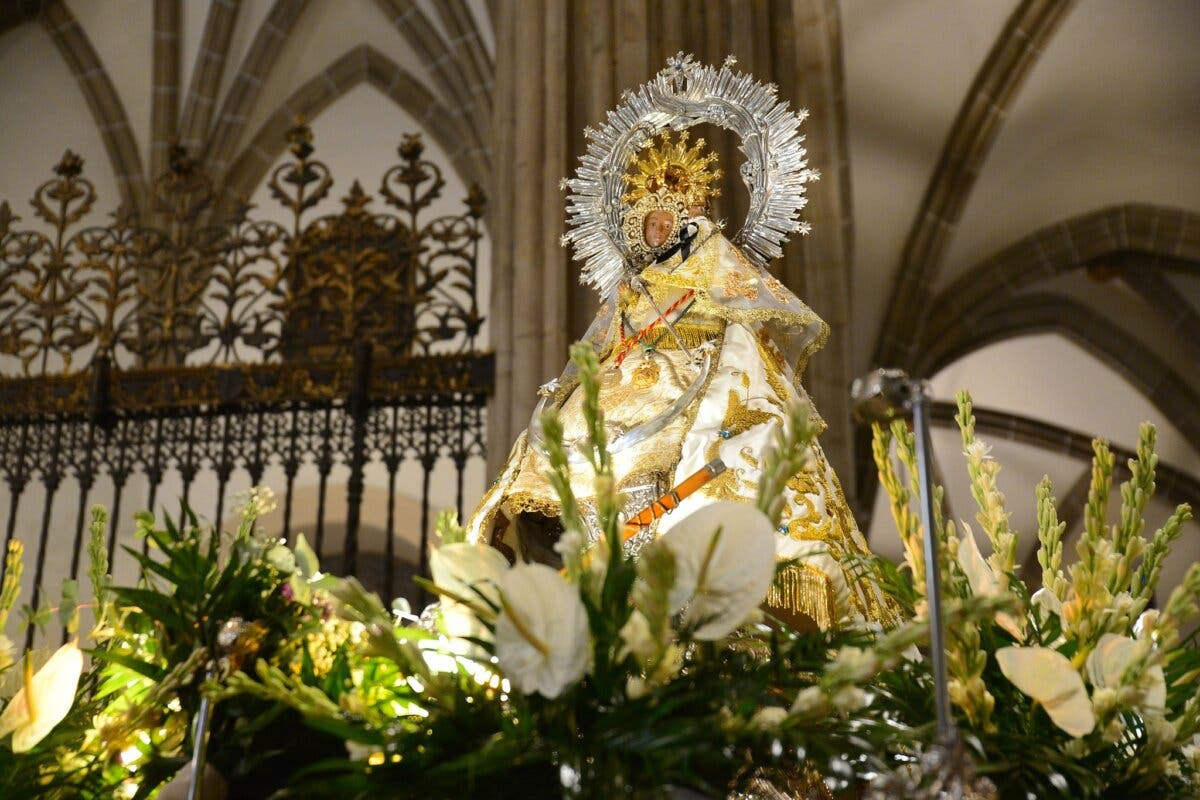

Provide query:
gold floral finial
left=622, top=130, right=722, bottom=210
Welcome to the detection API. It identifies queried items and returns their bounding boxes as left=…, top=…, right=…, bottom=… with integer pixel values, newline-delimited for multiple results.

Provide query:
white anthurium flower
left=429, top=542, right=510, bottom=643
left=996, top=645, right=1095, bottom=738
left=775, top=536, right=851, bottom=623
left=0, top=640, right=85, bottom=752
left=660, top=501, right=777, bottom=641
left=494, top=562, right=591, bottom=698
left=957, top=528, right=1024, bottom=642
left=1085, top=633, right=1165, bottom=713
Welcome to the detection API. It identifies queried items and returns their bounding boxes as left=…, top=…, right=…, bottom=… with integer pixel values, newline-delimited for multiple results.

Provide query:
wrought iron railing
left=0, top=120, right=492, bottom=629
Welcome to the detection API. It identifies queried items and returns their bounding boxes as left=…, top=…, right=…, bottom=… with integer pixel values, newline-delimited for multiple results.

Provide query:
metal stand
left=851, top=369, right=993, bottom=800
left=186, top=685, right=213, bottom=800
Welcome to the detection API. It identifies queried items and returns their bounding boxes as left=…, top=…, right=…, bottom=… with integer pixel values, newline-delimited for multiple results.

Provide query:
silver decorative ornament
left=561, top=52, right=818, bottom=299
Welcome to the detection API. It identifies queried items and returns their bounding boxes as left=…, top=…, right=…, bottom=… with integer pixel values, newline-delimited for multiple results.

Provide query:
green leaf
left=121, top=545, right=178, bottom=587
left=58, top=579, right=79, bottom=633
left=21, top=601, right=52, bottom=631
left=294, top=534, right=320, bottom=580
left=91, top=650, right=168, bottom=682
left=109, top=586, right=190, bottom=632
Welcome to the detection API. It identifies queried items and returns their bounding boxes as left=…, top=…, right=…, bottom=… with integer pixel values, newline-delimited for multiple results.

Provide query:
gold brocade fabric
left=467, top=220, right=893, bottom=630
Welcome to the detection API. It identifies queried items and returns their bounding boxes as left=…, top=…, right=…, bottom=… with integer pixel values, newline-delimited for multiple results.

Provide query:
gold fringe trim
left=765, top=563, right=836, bottom=632
left=641, top=322, right=723, bottom=351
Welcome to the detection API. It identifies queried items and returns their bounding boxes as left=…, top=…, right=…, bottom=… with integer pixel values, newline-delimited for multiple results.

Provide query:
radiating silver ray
left=561, top=53, right=817, bottom=299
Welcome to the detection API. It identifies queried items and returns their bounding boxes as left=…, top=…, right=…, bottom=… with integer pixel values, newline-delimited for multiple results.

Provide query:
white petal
left=1031, top=588, right=1062, bottom=618
left=996, top=612, right=1025, bottom=643
left=1086, top=634, right=1135, bottom=689
left=430, top=543, right=510, bottom=644
left=997, top=646, right=1095, bottom=738
left=3, top=642, right=84, bottom=752
left=495, top=563, right=590, bottom=698
left=0, top=681, right=29, bottom=740
left=1085, top=634, right=1166, bottom=713
left=660, top=501, right=777, bottom=640
left=429, top=542, right=509, bottom=607
left=957, top=527, right=997, bottom=598
left=1145, top=665, right=1167, bottom=712
left=1134, top=610, right=1159, bottom=638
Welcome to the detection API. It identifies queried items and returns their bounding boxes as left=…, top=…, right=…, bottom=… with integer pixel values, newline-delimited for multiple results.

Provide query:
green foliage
left=872, top=394, right=1200, bottom=798
left=2, top=368, right=1197, bottom=799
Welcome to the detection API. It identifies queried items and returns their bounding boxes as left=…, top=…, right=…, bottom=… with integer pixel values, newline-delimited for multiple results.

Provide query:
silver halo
left=560, top=53, right=819, bottom=299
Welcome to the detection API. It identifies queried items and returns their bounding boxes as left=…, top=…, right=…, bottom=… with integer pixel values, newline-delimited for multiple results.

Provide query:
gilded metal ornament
left=0, top=119, right=492, bottom=616
left=561, top=52, right=819, bottom=298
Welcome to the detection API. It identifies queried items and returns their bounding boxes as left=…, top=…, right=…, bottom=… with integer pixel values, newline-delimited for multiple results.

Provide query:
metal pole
left=909, top=384, right=956, bottom=747
left=186, top=690, right=212, bottom=800
left=852, top=368, right=986, bottom=798
left=850, top=369, right=958, bottom=749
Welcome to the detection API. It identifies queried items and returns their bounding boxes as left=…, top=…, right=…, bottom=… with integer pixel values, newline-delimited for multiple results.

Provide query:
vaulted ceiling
left=1, top=0, right=1197, bottom=587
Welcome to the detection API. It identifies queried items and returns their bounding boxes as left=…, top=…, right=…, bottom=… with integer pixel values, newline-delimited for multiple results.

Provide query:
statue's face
left=642, top=210, right=675, bottom=248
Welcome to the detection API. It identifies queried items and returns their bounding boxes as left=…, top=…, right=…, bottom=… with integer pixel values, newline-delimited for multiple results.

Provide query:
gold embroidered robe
left=468, top=218, right=890, bottom=628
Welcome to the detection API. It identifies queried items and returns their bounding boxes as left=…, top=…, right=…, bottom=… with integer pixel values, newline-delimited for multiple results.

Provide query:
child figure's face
left=642, top=210, right=675, bottom=248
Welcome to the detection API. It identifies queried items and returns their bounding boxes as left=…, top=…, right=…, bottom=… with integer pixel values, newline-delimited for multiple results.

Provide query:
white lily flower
left=660, top=501, right=777, bottom=640
left=957, top=528, right=1023, bottom=641
left=1085, top=633, right=1165, bottom=713
left=429, top=542, right=510, bottom=643
left=0, top=640, right=84, bottom=752
left=494, top=563, right=591, bottom=698
left=964, top=440, right=992, bottom=462
left=996, top=646, right=1095, bottom=738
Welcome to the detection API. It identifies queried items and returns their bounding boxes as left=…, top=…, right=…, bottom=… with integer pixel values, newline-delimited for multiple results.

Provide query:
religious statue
left=468, top=54, right=891, bottom=631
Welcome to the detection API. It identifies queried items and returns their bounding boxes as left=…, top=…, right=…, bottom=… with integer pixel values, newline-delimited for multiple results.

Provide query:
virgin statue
left=467, top=55, right=891, bottom=631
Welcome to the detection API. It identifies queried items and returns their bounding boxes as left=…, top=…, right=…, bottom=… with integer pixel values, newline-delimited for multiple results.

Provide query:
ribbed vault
left=222, top=44, right=484, bottom=210
left=874, top=0, right=1078, bottom=369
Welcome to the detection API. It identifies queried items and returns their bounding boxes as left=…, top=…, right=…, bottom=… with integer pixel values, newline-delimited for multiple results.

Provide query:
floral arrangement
left=0, top=345, right=1196, bottom=800
left=869, top=393, right=1200, bottom=797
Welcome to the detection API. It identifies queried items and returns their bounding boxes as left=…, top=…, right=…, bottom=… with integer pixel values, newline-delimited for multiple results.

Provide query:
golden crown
left=622, top=130, right=722, bottom=209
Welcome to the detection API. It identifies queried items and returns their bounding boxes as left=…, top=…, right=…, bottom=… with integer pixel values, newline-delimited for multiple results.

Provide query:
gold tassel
left=765, top=563, right=836, bottom=632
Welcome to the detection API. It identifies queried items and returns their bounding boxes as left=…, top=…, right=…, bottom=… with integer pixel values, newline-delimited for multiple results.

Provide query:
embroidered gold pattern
left=472, top=214, right=896, bottom=630
left=720, top=269, right=760, bottom=301
left=763, top=273, right=791, bottom=303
